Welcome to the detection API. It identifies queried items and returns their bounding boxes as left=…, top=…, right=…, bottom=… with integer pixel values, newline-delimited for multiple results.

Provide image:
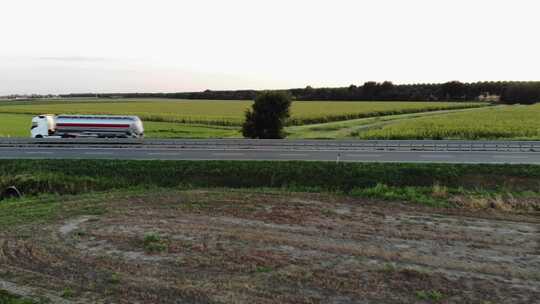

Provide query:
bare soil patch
left=1, top=190, right=539, bottom=303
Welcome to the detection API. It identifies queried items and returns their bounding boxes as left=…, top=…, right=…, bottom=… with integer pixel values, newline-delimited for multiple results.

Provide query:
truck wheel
left=35, top=135, right=43, bottom=139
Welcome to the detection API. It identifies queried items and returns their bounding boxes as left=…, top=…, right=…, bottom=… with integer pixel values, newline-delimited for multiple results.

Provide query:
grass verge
left=1, top=160, right=540, bottom=197
left=0, top=160, right=539, bottom=217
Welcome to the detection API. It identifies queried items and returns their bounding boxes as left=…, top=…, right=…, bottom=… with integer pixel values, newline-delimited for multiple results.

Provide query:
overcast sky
left=1, top=0, right=539, bottom=95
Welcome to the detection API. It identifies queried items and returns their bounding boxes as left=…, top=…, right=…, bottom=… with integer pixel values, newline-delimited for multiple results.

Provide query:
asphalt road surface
left=1, top=145, right=540, bottom=164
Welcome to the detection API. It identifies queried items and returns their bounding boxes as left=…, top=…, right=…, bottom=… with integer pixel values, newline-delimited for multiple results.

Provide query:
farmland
left=357, top=104, right=540, bottom=140
left=1, top=160, right=540, bottom=303
left=5, top=99, right=540, bottom=141
left=2, top=189, right=540, bottom=304
left=286, top=106, right=489, bottom=139
left=0, top=99, right=485, bottom=126
left=0, top=113, right=34, bottom=138
left=0, top=113, right=241, bottom=139
left=2, top=102, right=540, bottom=140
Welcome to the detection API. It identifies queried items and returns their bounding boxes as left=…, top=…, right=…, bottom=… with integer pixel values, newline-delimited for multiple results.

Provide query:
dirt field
left=1, top=190, right=539, bottom=303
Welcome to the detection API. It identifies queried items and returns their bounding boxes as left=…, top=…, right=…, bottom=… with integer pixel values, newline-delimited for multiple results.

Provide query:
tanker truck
left=30, top=114, right=144, bottom=138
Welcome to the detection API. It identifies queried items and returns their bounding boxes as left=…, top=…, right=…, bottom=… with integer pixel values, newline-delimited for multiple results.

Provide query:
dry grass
left=449, top=193, right=540, bottom=211
left=431, top=183, right=448, bottom=199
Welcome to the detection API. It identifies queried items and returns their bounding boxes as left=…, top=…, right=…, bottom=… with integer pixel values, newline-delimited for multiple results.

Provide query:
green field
left=0, top=99, right=485, bottom=126
left=0, top=113, right=240, bottom=138
left=0, top=113, right=35, bottom=138
left=286, top=106, right=489, bottom=139
left=357, top=104, right=540, bottom=140
left=2, top=102, right=538, bottom=140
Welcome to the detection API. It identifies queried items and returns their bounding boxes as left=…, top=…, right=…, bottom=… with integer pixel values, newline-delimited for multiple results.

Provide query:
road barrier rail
left=0, top=138, right=539, bottom=152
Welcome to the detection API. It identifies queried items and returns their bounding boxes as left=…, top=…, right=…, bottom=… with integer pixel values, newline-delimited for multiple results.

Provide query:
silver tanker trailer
left=30, top=114, right=144, bottom=138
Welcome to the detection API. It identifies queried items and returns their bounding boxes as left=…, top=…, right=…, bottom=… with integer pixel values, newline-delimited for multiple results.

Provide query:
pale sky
left=1, top=0, right=539, bottom=95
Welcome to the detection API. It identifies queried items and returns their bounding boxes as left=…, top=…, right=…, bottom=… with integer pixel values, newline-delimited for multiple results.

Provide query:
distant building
left=478, top=94, right=500, bottom=102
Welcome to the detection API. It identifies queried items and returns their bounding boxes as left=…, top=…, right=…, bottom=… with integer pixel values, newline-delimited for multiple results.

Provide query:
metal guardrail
left=0, top=138, right=540, bottom=152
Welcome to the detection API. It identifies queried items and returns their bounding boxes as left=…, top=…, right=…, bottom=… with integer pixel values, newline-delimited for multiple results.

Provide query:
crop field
left=0, top=99, right=485, bottom=126
left=0, top=113, right=34, bottom=138
left=357, top=104, right=540, bottom=140
left=2, top=103, right=539, bottom=141
left=286, top=106, right=489, bottom=139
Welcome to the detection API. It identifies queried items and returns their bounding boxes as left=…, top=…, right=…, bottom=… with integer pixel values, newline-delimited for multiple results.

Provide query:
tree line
left=59, top=81, right=540, bottom=104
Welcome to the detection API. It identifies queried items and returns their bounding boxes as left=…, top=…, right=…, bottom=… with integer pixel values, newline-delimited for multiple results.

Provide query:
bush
left=242, top=91, right=292, bottom=139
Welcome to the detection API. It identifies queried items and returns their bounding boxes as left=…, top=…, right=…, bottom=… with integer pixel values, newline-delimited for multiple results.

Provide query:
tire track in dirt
left=2, top=190, right=540, bottom=303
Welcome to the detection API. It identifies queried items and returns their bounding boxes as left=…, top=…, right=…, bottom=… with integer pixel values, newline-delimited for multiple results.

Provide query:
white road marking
left=345, top=154, right=382, bottom=158
left=493, top=155, right=528, bottom=159
left=83, top=152, right=114, bottom=155
left=420, top=154, right=455, bottom=158
left=25, top=151, right=53, bottom=154
left=279, top=153, right=309, bottom=157
left=147, top=152, right=181, bottom=156
left=212, top=153, right=245, bottom=156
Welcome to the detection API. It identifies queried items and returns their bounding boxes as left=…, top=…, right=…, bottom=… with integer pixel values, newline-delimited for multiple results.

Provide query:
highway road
left=1, top=139, right=540, bottom=164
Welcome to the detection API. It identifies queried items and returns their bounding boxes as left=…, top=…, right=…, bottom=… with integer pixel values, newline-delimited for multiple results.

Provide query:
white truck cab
left=31, top=115, right=56, bottom=138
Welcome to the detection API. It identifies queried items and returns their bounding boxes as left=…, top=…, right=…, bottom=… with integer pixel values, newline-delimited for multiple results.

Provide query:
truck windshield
left=31, top=122, right=38, bottom=130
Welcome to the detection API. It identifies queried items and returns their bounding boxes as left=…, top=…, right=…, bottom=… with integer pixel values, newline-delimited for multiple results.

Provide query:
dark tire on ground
left=1, top=186, right=22, bottom=200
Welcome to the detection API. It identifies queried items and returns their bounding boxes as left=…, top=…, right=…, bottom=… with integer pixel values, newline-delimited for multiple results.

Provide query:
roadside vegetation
left=1, top=160, right=540, bottom=212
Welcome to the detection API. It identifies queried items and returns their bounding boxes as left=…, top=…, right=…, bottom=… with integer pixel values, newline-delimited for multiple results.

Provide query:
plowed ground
left=1, top=190, right=539, bottom=303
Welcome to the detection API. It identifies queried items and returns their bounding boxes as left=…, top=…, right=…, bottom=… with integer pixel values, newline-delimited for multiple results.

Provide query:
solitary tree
left=242, top=91, right=292, bottom=139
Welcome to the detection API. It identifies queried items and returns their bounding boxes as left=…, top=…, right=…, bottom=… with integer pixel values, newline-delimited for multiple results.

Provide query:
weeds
left=415, top=290, right=444, bottom=302
left=108, top=272, right=121, bottom=284
left=321, top=208, right=337, bottom=217
left=0, top=290, right=41, bottom=304
left=143, top=233, right=168, bottom=253
left=350, top=184, right=450, bottom=207
left=381, top=263, right=398, bottom=273
left=60, top=288, right=74, bottom=299
left=431, top=183, right=448, bottom=198
left=255, top=266, right=273, bottom=273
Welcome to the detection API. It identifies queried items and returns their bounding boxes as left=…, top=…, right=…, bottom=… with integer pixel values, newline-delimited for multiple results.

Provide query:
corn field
left=358, top=105, right=540, bottom=140
left=0, top=99, right=486, bottom=126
